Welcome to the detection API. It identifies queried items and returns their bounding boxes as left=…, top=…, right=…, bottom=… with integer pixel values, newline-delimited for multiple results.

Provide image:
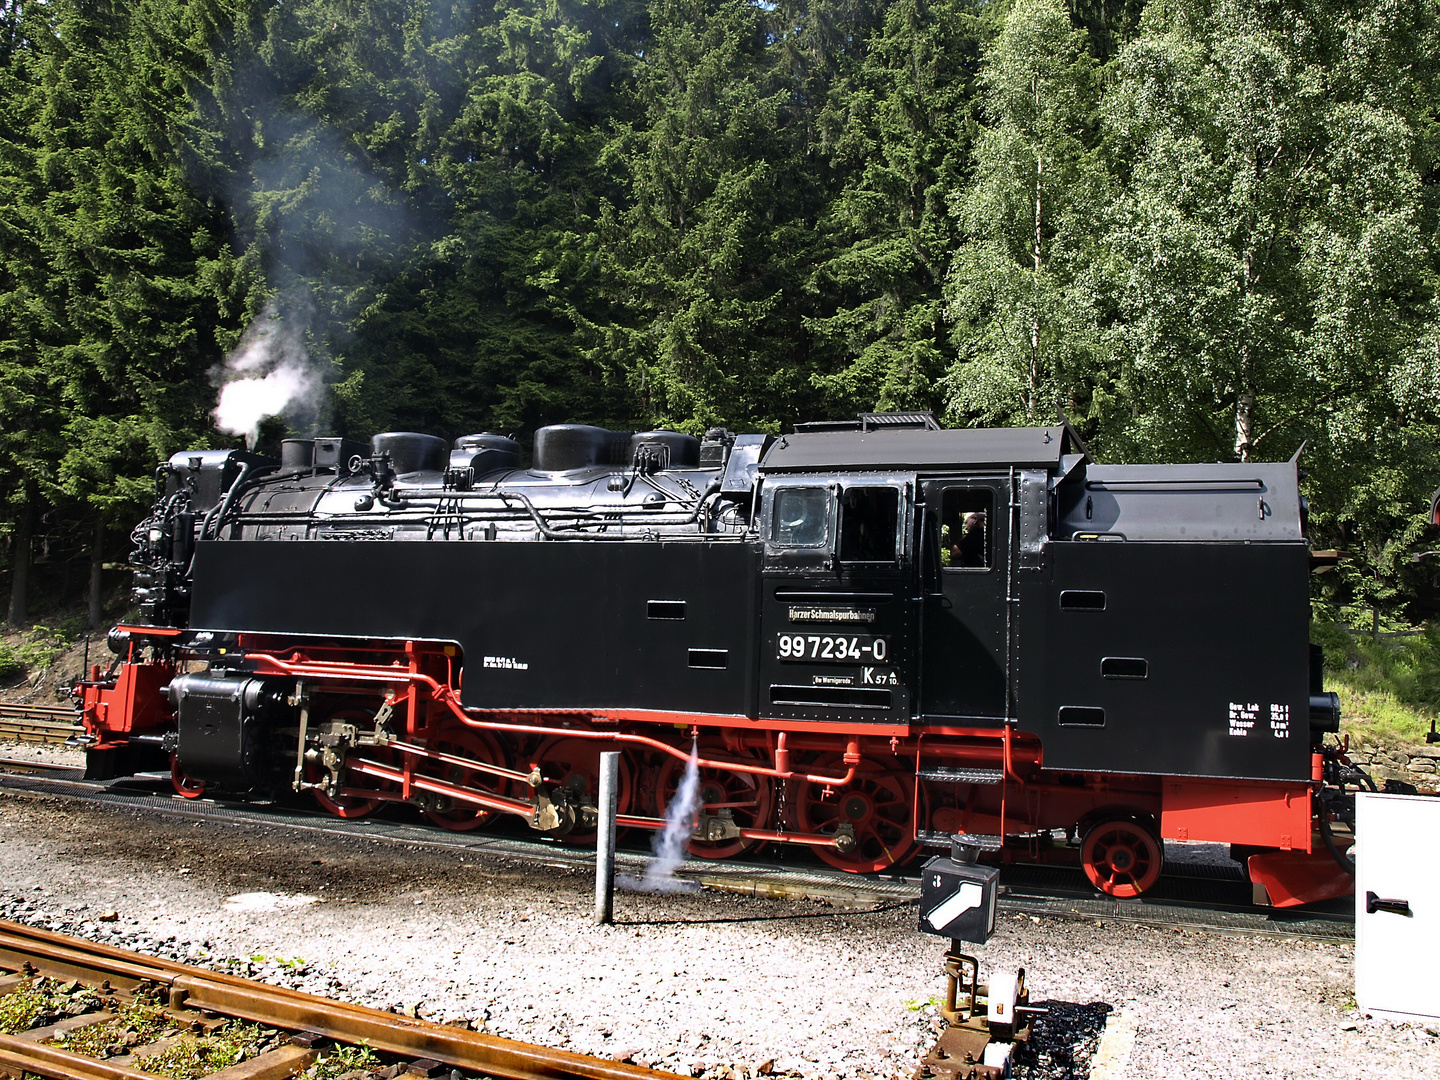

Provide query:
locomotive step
left=915, top=767, right=1005, bottom=785
left=916, top=830, right=1005, bottom=850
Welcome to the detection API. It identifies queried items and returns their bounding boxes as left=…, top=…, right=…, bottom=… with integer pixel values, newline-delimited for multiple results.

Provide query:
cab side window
left=838, top=487, right=899, bottom=563
left=940, top=489, right=993, bottom=570
left=771, top=487, right=830, bottom=547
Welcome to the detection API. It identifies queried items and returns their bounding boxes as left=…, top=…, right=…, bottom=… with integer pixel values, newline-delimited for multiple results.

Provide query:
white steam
left=620, top=744, right=703, bottom=894
left=212, top=302, right=323, bottom=447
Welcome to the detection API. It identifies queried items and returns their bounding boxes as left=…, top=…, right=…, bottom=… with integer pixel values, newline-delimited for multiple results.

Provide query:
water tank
left=533, top=425, right=631, bottom=472
left=451, top=433, right=521, bottom=476
left=371, top=432, right=448, bottom=475
left=630, top=430, right=701, bottom=471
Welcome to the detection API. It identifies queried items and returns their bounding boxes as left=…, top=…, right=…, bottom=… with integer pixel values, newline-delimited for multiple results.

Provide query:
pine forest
left=2, top=0, right=1439, bottom=630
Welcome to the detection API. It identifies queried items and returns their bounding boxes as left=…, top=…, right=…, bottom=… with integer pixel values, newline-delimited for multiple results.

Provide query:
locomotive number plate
left=776, top=633, right=889, bottom=663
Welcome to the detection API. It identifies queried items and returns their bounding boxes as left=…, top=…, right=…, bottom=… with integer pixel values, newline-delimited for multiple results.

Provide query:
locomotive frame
left=74, top=413, right=1357, bottom=905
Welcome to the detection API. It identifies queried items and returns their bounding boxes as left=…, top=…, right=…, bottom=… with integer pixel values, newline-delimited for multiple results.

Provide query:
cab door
left=920, top=480, right=1009, bottom=721
left=757, top=479, right=915, bottom=723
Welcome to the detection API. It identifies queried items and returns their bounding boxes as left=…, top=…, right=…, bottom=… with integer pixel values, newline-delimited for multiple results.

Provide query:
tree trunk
left=1030, top=151, right=1043, bottom=423
left=1234, top=391, right=1255, bottom=462
left=1236, top=251, right=1256, bottom=462
left=7, top=501, right=31, bottom=628
left=89, top=515, right=106, bottom=630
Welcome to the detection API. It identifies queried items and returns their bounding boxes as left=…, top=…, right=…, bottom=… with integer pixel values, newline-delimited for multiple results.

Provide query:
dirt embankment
left=0, top=629, right=104, bottom=707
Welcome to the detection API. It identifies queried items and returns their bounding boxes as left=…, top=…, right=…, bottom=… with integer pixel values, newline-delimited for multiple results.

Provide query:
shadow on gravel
left=1010, top=1000, right=1113, bottom=1080
left=618, top=897, right=920, bottom=926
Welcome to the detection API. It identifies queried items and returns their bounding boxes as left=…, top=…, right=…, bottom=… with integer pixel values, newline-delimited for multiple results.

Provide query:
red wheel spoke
left=656, top=745, right=773, bottom=860
left=422, top=728, right=509, bottom=832
left=794, top=754, right=917, bottom=873
left=170, top=754, right=205, bottom=800
left=535, top=736, right=632, bottom=846
left=1081, top=818, right=1163, bottom=898
left=306, top=702, right=395, bottom=819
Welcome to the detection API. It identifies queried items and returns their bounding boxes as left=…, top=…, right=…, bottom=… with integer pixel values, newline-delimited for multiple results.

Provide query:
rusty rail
left=0, top=920, right=686, bottom=1080
left=0, top=703, right=82, bottom=745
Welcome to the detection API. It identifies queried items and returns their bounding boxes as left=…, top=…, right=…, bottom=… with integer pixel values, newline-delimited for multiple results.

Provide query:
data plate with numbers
left=775, top=633, right=890, bottom=663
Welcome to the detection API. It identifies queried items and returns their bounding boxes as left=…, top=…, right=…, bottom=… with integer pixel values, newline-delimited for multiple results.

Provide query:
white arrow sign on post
left=924, top=880, right=984, bottom=933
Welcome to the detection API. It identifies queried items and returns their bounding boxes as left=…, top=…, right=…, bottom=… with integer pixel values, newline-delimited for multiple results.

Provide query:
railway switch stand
left=914, top=840, right=1042, bottom=1079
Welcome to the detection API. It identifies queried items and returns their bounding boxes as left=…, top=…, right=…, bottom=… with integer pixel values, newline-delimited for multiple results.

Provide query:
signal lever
left=1365, top=891, right=1412, bottom=917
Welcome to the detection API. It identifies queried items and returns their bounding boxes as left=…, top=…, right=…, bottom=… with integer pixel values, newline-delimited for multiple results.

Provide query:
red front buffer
left=73, top=659, right=176, bottom=746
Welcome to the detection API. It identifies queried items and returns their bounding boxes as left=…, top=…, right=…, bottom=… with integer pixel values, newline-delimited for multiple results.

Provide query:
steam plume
left=620, top=744, right=702, bottom=894
left=212, top=301, right=323, bottom=447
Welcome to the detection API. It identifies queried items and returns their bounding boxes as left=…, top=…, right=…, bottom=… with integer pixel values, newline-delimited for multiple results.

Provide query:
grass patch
left=0, top=977, right=107, bottom=1035
left=0, top=641, right=21, bottom=682
left=1313, top=616, right=1440, bottom=746
left=0, top=623, right=77, bottom=684
left=1332, top=682, right=1434, bottom=747
left=132, top=1019, right=274, bottom=1080
left=49, top=1001, right=172, bottom=1058
left=304, top=1043, right=384, bottom=1080
left=14, top=625, right=76, bottom=671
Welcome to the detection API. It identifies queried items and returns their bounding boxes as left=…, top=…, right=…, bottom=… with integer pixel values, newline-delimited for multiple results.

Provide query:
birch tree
left=941, top=0, right=1105, bottom=427
left=1099, top=0, right=1440, bottom=609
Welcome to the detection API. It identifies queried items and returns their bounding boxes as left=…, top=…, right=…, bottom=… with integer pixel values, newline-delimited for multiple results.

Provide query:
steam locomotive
left=75, top=413, right=1358, bottom=905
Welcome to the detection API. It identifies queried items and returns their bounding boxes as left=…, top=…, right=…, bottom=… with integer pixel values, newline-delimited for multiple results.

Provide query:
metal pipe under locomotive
left=74, top=414, right=1354, bottom=904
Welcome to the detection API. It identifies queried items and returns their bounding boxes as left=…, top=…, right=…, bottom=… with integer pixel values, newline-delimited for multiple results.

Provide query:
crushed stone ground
left=0, top=761, right=1436, bottom=1078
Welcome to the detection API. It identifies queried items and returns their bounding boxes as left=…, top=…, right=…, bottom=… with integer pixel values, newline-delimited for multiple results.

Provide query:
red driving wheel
left=169, top=753, right=205, bottom=799
left=1080, top=818, right=1164, bottom=898
left=793, top=754, right=917, bottom=873
left=533, top=735, right=632, bottom=845
left=654, top=747, right=773, bottom=860
left=422, top=727, right=512, bottom=832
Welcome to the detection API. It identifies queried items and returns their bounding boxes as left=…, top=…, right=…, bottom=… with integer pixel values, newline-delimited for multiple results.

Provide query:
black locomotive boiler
left=75, top=413, right=1354, bottom=904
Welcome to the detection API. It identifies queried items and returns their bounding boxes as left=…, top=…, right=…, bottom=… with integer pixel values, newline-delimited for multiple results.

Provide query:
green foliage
left=942, top=0, right=1109, bottom=427
left=1314, top=612, right=1440, bottom=745
left=0, top=642, right=18, bottom=681
left=806, top=0, right=989, bottom=417
left=134, top=1019, right=272, bottom=1080
left=0, top=977, right=106, bottom=1036
left=1, top=0, right=1439, bottom=621
left=52, top=1001, right=171, bottom=1058
left=18, top=623, right=73, bottom=667
left=304, top=1042, right=382, bottom=1080
left=1090, top=0, right=1440, bottom=606
left=0, top=623, right=73, bottom=681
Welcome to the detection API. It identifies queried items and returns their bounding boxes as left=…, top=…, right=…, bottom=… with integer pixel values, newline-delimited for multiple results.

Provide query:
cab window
left=839, top=486, right=899, bottom=563
left=771, top=487, right=830, bottom=547
left=939, top=489, right=993, bottom=570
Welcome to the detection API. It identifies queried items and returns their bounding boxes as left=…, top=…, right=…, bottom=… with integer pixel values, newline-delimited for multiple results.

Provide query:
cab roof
left=758, top=424, right=1073, bottom=474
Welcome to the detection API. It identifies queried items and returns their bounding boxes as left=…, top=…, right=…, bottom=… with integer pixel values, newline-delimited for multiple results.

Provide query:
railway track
left=0, top=919, right=684, bottom=1080
left=0, top=760, right=1354, bottom=942
left=0, top=704, right=81, bottom=745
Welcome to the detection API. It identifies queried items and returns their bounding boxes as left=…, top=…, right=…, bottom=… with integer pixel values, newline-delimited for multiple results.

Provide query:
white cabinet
left=1355, top=792, right=1440, bottom=1022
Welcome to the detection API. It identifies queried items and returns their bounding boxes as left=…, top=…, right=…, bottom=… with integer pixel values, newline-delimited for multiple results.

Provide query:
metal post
left=595, top=750, right=620, bottom=925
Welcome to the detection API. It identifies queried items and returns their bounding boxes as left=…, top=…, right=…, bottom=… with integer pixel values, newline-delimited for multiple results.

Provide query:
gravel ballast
left=0, top=772, right=1435, bottom=1078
